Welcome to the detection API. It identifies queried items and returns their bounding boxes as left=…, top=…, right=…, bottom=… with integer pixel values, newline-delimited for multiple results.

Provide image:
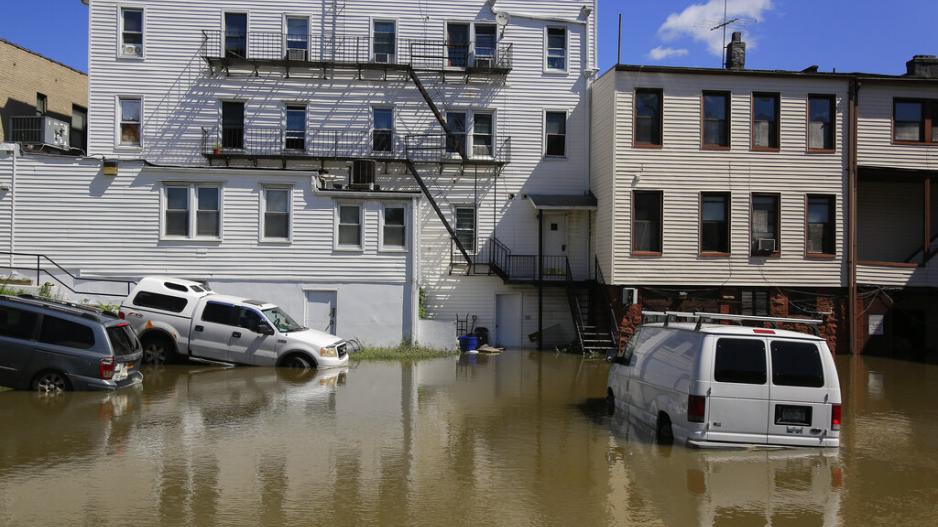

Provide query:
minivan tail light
left=118, top=311, right=125, bottom=320
left=99, top=357, right=115, bottom=380
left=688, top=395, right=706, bottom=423
left=831, top=404, right=842, bottom=431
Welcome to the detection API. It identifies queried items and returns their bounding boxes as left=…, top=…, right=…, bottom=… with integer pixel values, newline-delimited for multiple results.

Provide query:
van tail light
left=99, top=357, right=115, bottom=380
left=831, top=404, right=842, bottom=431
left=688, top=395, right=707, bottom=423
left=118, top=310, right=125, bottom=320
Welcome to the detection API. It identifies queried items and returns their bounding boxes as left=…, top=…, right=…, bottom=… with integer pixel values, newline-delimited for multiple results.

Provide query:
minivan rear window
left=714, top=338, right=767, bottom=385
left=771, top=341, right=824, bottom=387
left=133, top=291, right=188, bottom=313
left=107, top=324, right=139, bottom=356
left=39, top=315, right=95, bottom=350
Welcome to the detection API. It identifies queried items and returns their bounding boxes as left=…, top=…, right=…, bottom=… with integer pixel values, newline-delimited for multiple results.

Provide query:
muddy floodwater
left=0, top=352, right=936, bottom=526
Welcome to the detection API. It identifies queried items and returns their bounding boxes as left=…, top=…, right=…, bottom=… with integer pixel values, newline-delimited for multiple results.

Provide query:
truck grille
left=337, top=343, right=348, bottom=358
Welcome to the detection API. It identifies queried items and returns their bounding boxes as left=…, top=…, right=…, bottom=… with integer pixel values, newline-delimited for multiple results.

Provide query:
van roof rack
left=641, top=310, right=823, bottom=335
left=5, top=294, right=114, bottom=321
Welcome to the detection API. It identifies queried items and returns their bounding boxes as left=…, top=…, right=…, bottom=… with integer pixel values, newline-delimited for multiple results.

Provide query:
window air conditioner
left=474, top=57, right=494, bottom=69
left=374, top=53, right=393, bottom=64
left=122, top=44, right=142, bottom=57
left=350, top=160, right=376, bottom=190
left=286, top=48, right=307, bottom=61
left=755, top=238, right=777, bottom=254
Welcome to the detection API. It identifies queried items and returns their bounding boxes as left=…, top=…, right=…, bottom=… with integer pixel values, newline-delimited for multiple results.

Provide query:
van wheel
left=606, top=389, right=616, bottom=416
left=281, top=354, right=316, bottom=370
left=656, top=413, right=674, bottom=445
left=32, top=371, right=71, bottom=394
left=142, top=334, right=176, bottom=365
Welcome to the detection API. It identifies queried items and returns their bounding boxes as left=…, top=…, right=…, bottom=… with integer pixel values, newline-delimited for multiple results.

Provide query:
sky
left=1, top=0, right=936, bottom=76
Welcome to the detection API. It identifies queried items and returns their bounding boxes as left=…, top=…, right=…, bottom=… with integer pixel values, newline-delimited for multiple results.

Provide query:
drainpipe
left=847, top=78, right=860, bottom=355
left=537, top=209, right=544, bottom=351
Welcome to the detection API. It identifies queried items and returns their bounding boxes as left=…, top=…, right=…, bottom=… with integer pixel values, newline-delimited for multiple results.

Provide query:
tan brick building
left=0, top=38, right=88, bottom=151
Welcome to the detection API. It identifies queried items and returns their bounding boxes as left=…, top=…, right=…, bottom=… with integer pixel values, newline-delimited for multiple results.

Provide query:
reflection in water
left=0, top=354, right=935, bottom=525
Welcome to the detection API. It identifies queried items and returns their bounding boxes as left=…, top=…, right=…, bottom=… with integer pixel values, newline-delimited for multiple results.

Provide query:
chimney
left=906, top=55, right=938, bottom=78
left=725, top=32, right=746, bottom=70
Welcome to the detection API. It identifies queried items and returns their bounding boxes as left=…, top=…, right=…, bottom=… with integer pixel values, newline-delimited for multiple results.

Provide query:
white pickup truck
left=119, top=277, right=350, bottom=369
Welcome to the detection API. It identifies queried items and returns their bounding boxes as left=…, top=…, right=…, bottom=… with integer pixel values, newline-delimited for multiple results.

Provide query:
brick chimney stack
left=725, top=32, right=746, bottom=70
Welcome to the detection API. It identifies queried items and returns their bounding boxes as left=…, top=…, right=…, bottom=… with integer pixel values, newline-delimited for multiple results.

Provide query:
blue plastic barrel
left=458, top=335, right=479, bottom=352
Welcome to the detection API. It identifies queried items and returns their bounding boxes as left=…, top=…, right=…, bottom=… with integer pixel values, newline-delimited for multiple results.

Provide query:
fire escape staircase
left=565, top=259, right=619, bottom=356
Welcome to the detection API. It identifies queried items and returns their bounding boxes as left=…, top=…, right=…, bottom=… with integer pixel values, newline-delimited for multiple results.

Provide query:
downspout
left=847, top=78, right=860, bottom=355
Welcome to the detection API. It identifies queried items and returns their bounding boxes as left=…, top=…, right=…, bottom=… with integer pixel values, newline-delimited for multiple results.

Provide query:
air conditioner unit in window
left=122, top=44, right=142, bottom=57
left=350, top=160, right=376, bottom=190
left=373, top=53, right=393, bottom=64
left=755, top=238, right=777, bottom=254
left=474, top=57, right=494, bottom=69
left=286, top=48, right=307, bottom=61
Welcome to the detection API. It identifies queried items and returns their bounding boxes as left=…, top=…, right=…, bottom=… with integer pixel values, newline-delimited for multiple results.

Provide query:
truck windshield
left=263, top=307, right=305, bottom=333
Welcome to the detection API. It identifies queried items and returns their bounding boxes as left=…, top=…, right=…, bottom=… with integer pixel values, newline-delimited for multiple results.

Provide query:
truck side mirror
left=258, top=323, right=275, bottom=336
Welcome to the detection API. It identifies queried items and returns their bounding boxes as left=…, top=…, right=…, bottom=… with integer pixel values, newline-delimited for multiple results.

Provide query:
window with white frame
left=263, top=187, right=291, bottom=240
left=382, top=205, right=406, bottom=249
left=337, top=203, right=362, bottom=248
left=446, top=111, right=467, bottom=155
left=473, top=113, right=493, bottom=157
left=120, top=7, right=143, bottom=57
left=373, top=20, right=396, bottom=63
left=119, top=98, right=141, bottom=146
left=163, top=184, right=221, bottom=239
left=285, top=105, right=306, bottom=150
left=546, top=27, right=567, bottom=71
left=454, top=207, right=476, bottom=253
left=373, top=108, right=393, bottom=153
left=545, top=111, right=567, bottom=157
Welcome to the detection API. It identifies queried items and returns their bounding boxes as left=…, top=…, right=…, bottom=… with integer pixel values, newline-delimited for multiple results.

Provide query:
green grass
left=352, top=343, right=457, bottom=362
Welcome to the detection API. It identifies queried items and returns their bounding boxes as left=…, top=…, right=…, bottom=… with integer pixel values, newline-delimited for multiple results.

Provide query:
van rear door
left=706, top=337, right=769, bottom=445
left=767, top=339, right=831, bottom=446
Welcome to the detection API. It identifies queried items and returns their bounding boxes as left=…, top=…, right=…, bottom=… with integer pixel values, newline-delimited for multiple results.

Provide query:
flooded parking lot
left=0, top=351, right=936, bottom=526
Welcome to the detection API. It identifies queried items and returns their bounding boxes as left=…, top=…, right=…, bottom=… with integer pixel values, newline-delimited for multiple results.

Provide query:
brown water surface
left=0, top=352, right=935, bottom=526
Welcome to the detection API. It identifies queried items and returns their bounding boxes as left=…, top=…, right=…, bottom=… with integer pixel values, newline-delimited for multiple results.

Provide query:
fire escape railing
left=201, top=126, right=405, bottom=159
left=595, top=256, right=621, bottom=351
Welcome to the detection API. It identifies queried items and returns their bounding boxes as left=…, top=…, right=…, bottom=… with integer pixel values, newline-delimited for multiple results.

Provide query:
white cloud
left=658, top=0, right=774, bottom=57
left=648, top=47, right=690, bottom=61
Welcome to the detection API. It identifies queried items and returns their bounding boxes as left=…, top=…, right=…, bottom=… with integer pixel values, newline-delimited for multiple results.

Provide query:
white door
left=189, top=301, right=238, bottom=362
left=228, top=306, right=281, bottom=366
left=766, top=339, right=832, bottom=446
left=706, top=337, right=770, bottom=445
left=543, top=213, right=568, bottom=255
left=306, top=291, right=337, bottom=335
left=495, top=294, right=522, bottom=348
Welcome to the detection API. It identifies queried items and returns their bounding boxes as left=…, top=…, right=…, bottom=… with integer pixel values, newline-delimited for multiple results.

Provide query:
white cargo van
left=607, top=312, right=842, bottom=449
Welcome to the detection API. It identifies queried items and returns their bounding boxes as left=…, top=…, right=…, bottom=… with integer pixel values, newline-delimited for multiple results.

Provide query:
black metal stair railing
left=594, top=256, right=621, bottom=351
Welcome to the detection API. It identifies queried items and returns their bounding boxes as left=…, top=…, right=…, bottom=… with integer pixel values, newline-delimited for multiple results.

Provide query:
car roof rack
left=642, top=310, right=823, bottom=335
left=4, top=294, right=114, bottom=321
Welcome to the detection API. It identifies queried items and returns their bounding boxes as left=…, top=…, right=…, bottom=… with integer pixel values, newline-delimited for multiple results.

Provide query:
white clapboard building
left=0, top=0, right=599, bottom=348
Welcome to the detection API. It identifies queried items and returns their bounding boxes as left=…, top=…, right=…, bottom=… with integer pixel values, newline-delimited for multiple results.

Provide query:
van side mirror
left=258, top=323, right=275, bottom=336
left=613, top=354, right=631, bottom=366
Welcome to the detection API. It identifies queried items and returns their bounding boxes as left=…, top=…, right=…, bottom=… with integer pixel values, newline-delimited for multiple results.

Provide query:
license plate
left=775, top=405, right=812, bottom=427
left=112, top=364, right=128, bottom=382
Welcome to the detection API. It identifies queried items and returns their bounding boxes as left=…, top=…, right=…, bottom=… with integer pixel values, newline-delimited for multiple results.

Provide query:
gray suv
left=0, top=295, right=144, bottom=393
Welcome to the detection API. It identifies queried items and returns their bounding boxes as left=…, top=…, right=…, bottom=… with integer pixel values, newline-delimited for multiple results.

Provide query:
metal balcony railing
left=202, top=126, right=405, bottom=159
left=9, top=116, right=43, bottom=144
left=200, top=31, right=513, bottom=72
left=405, top=134, right=511, bottom=165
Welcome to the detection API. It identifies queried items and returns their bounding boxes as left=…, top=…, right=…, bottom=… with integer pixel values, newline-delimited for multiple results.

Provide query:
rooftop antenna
left=617, top=13, right=622, bottom=65
left=710, top=0, right=753, bottom=68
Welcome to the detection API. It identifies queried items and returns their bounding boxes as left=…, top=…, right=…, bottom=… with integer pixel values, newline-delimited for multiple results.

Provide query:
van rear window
left=714, top=338, right=767, bottom=385
left=771, top=341, right=824, bottom=387
left=133, top=291, right=188, bottom=313
left=107, top=324, right=139, bottom=356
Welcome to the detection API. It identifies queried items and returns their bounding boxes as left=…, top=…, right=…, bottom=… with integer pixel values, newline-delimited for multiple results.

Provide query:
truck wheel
left=142, top=334, right=176, bottom=365
left=656, top=413, right=674, bottom=445
left=32, top=371, right=71, bottom=394
left=606, top=389, right=616, bottom=416
left=281, top=354, right=316, bottom=370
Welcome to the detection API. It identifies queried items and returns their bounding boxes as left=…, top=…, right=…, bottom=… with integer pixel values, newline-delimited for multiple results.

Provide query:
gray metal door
left=306, top=291, right=337, bottom=335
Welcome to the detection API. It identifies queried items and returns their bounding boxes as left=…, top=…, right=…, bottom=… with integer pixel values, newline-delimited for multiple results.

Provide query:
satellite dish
left=496, top=12, right=510, bottom=27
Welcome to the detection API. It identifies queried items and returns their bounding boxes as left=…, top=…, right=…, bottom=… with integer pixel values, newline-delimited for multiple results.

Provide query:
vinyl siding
left=605, top=70, right=848, bottom=287
left=857, top=84, right=938, bottom=170
left=589, top=71, right=615, bottom=279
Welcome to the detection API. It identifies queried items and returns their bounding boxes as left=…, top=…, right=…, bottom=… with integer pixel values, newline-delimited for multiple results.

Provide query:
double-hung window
left=546, top=27, right=567, bottom=71
left=373, top=108, right=393, bottom=153
left=701, top=192, right=730, bottom=255
left=382, top=205, right=407, bottom=249
left=337, top=204, right=362, bottom=249
left=221, top=101, right=244, bottom=150
left=702, top=91, right=730, bottom=148
left=474, top=24, right=497, bottom=62
left=224, top=13, right=247, bottom=59
left=455, top=207, right=477, bottom=253
left=285, top=16, right=309, bottom=60
left=285, top=105, right=306, bottom=151
left=894, top=99, right=938, bottom=143
left=632, top=191, right=663, bottom=255
left=473, top=113, right=493, bottom=157
left=263, top=187, right=291, bottom=241
left=806, top=195, right=836, bottom=256
left=752, top=92, right=780, bottom=150
left=447, top=23, right=470, bottom=68
left=163, top=184, right=221, bottom=239
left=120, top=8, right=143, bottom=58
left=751, top=193, right=780, bottom=256
left=635, top=89, right=663, bottom=147
left=808, top=94, right=836, bottom=151
left=545, top=111, right=567, bottom=157
left=373, top=21, right=396, bottom=63
left=446, top=111, right=467, bottom=156
left=119, top=97, right=141, bottom=146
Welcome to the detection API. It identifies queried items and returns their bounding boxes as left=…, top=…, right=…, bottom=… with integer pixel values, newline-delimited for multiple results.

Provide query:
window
left=751, top=194, right=780, bottom=256
left=285, top=105, right=306, bottom=150
left=633, top=191, right=663, bottom=254
left=107, top=325, right=139, bottom=356
left=36, top=93, right=47, bottom=115
left=263, top=187, right=291, bottom=240
left=132, top=291, right=188, bottom=313
left=703, top=91, right=730, bottom=148
left=236, top=308, right=265, bottom=332
left=546, top=27, right=567, bottom=71
left=202, top=302, right=236, bottom=325
left=740, top=289, right=769, bottom=317
left=771, top=341, right=824, bottom=387
left=446, top=111, right=467, bottom=155
left=701, top=193, right=730, bottom=254
left=473, top=113, right=493, bottom=157
left=894, top=99, right=938, bottom=143
left=224, top=13, right=247, bottom=58
left=635, top=89, right=663, bottom=147
left=337, top=204, right=362, bottom=248
left=0, top=306, right=39, bottom=340
left=39, top=316, right=95, bottom=350
left=455, top=207, right=476, bottom=252
left=714, top=338, right=767, bottom=385
left=807, top=195, right=836, bottom=256
left=221, top=101, right=244, bottom=150
left=119, top=98, right=141, bottom=146
left=808, top=95, right=836, bottom=151
left=475, top=24, right=497, bottom=61
left=285, top=16, right=309, bottom=58
left=382, top=205, right=406, bottom=249
left=545, top=111, right=567, bottom=157
left=71, top=105, right=87, bottom=152
left=163, top=184, right=221, bottom=239
left=120, top=7, right=143, bottom=57
left=447, top=23, right=470, bottom=68
left=373, top=20, right=396, bottom=63
left=752, top=93, right=780, bottom=149
left=373, top=108, right=393, bottom=153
